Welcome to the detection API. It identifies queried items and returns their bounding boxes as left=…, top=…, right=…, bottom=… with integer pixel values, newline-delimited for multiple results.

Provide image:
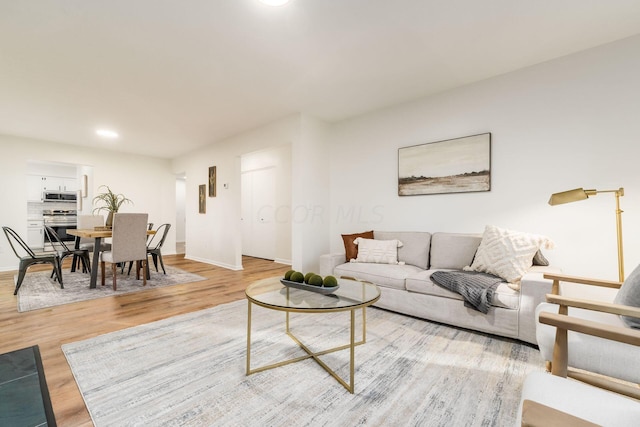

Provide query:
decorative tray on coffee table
left=280, top=279, right=340, bottom=294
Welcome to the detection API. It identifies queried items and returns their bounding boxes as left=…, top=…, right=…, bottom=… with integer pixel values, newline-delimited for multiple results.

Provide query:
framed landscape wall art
left=199, top=184, right=206, bottom=213
left=398, top=133, right=491, bottom=196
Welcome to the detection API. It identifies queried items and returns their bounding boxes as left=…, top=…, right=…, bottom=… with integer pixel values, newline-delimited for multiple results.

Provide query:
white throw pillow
left=464, top=225, right=554, bottom=290
left=353, top=238, right=404, bottom=264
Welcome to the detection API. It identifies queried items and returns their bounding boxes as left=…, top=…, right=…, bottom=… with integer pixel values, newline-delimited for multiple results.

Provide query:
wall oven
left=43, top=210, right=77, bottom=246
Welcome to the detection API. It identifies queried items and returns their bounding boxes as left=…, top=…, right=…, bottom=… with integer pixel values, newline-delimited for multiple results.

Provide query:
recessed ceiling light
left=259, top=0, right=291, bottom=6
left=96, top=129, right=119, bottom=139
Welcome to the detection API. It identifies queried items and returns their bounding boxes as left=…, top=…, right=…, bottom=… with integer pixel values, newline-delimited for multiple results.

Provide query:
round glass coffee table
left=245, top=276, right=380, bottom=393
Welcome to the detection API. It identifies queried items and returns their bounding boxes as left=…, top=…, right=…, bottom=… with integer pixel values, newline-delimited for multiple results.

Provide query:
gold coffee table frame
left=245, top=277, right=380, bottom=393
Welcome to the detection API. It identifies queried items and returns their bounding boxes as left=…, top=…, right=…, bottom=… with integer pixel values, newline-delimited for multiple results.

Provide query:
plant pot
left=106, top=211, right=115, bottom=228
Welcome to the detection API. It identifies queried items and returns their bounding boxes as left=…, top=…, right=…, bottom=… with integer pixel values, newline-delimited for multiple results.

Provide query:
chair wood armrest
left=545, top=294, right=640, bottom=319
left=543, top=273, right=621, bottom=295
left=521, top=400, right=599, bottom=427
left=539, top=312, right=640, bottom=347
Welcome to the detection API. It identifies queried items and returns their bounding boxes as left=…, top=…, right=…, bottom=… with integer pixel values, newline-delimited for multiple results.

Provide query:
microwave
left=43, top=191, right=78, bottom=203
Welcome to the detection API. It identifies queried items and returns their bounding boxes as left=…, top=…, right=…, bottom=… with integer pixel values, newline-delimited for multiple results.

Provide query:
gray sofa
left=319, top=231, right=559, bottom=345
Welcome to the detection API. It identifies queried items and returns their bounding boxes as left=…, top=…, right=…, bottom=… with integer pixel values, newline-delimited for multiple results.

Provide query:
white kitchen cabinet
left=27, top=219, right=44, bottom=250
left=41, top=176, right=65, bottom=191
left=34, top=175, right=79, bottom=193
left=62, top=177, right=78, bottom=192
left=27, top=175, right=43, bottom=201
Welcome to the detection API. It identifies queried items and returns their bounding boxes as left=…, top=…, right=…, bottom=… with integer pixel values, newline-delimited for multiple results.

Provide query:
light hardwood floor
left=0, top=255, right=289, bottom=426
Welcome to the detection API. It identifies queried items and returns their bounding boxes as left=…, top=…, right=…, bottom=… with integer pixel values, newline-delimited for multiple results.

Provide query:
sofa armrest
left=517, top=270, right=556, bottom=344
left=543, top=273, right=622, bottom=295
left=319, top=253, right=347, bottom=276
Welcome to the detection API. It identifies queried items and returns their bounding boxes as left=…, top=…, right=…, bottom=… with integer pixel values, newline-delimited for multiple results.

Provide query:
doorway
left=241, top=167, right=276, bottom=260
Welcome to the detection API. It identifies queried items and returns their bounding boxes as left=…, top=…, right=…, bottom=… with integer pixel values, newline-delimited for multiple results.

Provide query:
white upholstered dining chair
left=100, top=213, right=148, bottom=290
left=76, top=214, right=111, bottom=252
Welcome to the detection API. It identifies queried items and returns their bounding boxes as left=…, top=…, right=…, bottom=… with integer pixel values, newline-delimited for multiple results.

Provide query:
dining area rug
left=16, top=266, right=206, bottom=312
left=62, top=299, right=544, bottom=426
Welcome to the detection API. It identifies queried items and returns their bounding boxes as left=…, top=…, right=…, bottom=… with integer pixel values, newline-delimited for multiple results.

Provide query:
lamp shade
left=548, top=186, right=625, bottom=281
left=548, top=188, right=590, bottom=205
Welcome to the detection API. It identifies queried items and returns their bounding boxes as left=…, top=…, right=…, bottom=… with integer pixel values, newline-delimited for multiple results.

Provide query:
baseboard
left=185, top=255, right=243, bottom=271
left=273, top=258, right=292, bottom=265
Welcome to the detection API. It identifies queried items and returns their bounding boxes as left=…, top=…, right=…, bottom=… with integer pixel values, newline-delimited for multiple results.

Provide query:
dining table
left=67, top=228, right=156, bottom=289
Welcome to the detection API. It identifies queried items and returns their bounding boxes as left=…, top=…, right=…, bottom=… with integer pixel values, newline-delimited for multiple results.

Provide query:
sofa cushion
left=405, top=270, right=519, bottom=309
left=374, top=231, right=431, bottom=269
left=613, top=263, right=640, bottom=328
left=334, top=262, right=422, bottom=291
left=353, top=237, right=403, bottom=264
left=430, top=233, right=481, bottom=270
left=342, top=230, right=374, bottom=262
left=464, top=225, right=554, bottom=289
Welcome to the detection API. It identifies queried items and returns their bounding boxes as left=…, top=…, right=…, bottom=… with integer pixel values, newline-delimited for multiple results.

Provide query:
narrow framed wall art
left=398, top=133, right=491, bottom=196
left=208, top=166, right=217, bottom=197
left=199, top=184, right=206, bottom=213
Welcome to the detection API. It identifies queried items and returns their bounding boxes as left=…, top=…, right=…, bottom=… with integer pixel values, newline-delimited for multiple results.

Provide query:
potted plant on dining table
left=92, top=185, right=133, bottom=228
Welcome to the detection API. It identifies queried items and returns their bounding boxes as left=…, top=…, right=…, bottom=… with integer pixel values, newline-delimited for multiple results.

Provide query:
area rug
left=17, top=266, right=206, bottom=312
left=62, top=299, right=544, bottom=426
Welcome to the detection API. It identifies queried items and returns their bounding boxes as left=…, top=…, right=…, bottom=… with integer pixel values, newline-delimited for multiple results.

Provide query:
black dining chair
left=2, top=226, right=63, bottom=295
left=147, top=223, right=171, bottom=274
left=44, top=225, right=91, bottom=275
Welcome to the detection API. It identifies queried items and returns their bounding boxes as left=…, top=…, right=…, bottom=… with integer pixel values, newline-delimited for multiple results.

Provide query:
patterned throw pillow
left=614, top=263, right=640, bottom=329
left=342, top=230, right=374, bottom=261
left=353, top=238, right=404, bottom=264
left=464, top=225, right=554, bottom=290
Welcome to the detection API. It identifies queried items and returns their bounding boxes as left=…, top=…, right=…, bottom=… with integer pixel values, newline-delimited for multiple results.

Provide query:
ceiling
left=1, top=1, right=640, bottom=159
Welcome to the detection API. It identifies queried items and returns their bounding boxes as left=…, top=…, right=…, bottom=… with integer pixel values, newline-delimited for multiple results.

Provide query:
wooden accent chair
left=99, top=213, right=148, bottom=291
left=519, top=302, right=640, bottom=425
left=3, top=226, right=63, bottom=295
left=536, top=270, right=640, bottom=387
left=519, top=267, right=640, bottom=426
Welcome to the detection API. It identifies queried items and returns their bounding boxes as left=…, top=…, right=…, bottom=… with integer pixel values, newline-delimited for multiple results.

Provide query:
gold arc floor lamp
left=548, top=187, right=625, bottom=281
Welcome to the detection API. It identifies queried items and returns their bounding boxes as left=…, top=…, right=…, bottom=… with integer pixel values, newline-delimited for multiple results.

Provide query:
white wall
left=172, top=113, right=330, bottom=272
left=0, top=134, right=177, bottom=271
left=292, top=115, right=331, bottom=273
left=327, top=35, right=640, bottom=281
left=172, top=115, right=300, bottom=270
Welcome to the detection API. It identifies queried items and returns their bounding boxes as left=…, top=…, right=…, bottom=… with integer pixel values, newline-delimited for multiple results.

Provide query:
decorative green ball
left=308, top=274, right=324, bottom=286
left=284, top=270, right=295, bottom=280
left=304, top=272, right=316, bottom=284
left=290, top=271, right=305, bottom=283
left=323, top=275, right=338, bottom=287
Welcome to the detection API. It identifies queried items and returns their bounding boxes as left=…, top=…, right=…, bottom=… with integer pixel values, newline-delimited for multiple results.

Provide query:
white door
left=241, top=168, right=276, bottom=260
